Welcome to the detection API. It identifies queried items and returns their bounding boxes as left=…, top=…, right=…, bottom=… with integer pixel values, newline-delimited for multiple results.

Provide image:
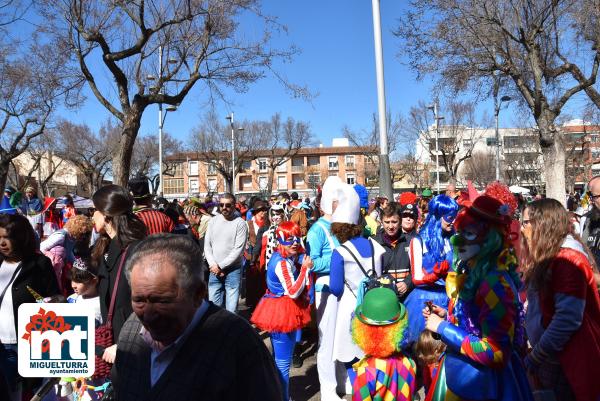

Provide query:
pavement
left=238, top=298, right=425, bottom=401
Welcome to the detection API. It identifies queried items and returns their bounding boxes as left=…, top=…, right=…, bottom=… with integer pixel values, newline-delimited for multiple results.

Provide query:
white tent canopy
left=509, top=185, right=530, bottom=194
left=56, top=195, right=94, bottom=209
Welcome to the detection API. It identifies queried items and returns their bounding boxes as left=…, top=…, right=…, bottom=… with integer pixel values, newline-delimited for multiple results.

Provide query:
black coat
left=97, top=239, right=138, bottom=340
left=1, top=253, right=59, bottom=338
left=373, top=229, right=416, bottom=300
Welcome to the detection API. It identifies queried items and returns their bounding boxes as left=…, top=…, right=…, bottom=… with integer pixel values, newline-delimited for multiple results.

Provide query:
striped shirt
left=135, top=208, right=175, bottom=235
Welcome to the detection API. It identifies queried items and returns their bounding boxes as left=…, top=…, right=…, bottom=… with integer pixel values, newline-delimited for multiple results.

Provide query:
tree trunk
left=112, top=118, right=141, bottom=187
left=540, top=133, right=566, bottom=206
left=267, top=167, right=275, bottom=196
left=0, top=162, right=10, bottom=197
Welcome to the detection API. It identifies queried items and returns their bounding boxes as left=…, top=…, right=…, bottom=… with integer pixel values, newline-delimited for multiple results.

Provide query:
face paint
left=271, top=214, right=283, bottom=225
left=457, top=243, right=481, bottom=261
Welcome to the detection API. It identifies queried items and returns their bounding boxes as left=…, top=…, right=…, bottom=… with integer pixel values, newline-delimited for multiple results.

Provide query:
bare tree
left=189, top=110, right=261, bottom=192
left=130, top=132, right=183, bottom=194
left=462, top=150, right=497, bottom=189
left=407, top=100, right=481, bottom=182
left=343, top=112, right=403, bottom=185
left=395, top=0, right=600, bottom=203
left=58, top=119, right=113, bottom=195
left=254, top=113, right=313, bottom=196
left=38, top=0, right=307, bottom=186
left=397, top=150, right=430, bottom=190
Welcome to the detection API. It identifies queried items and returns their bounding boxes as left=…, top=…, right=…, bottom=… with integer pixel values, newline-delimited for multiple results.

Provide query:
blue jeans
left=271, top=330, right=299, bottom=401
left=0, top=343, right=18, bottom=392
left=208, top=266, right=242, bottom=312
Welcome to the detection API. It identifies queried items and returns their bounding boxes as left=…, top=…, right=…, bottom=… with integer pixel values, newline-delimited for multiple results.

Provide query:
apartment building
left=163, top=140, right=378, bottom=198
left=415, top=120, right=600, bottom=192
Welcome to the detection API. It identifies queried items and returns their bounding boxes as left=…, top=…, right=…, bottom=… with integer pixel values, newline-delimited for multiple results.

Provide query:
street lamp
left=494, top=95, right=512, bottom=181
left=147, top=45, right=178, bottom=196
left=225, top=113, right=244, bottom=195
left=427, top=102, right=444, bottom=193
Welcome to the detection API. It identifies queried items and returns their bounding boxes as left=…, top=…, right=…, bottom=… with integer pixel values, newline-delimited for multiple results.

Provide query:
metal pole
left=371, top=0, right=393, bottom=200
left=158, top=46, right=163, bottom=196
left=495, top=102, right=500, bottom=181
left=434, top=102, right=440, bottom=193
left=230, top=112, right=235, bottom=196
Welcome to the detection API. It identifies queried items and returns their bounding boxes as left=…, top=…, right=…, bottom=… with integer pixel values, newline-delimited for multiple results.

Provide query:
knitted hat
left=332, top=184, right=360, bottom=225
left=353, top=184, right=369, bottom=209
left=355, top=287, right=406, bottom=326
left=183, top=204, right=200, bottom=217
left=400, top=203, right=418, bottom=218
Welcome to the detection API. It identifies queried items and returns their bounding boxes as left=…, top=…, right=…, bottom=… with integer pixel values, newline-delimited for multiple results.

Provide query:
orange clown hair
left=351, top=313, right=408, bottom=358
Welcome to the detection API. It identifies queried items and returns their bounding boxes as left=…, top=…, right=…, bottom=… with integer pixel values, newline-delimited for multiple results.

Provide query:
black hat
left=400, top=203, right=418, bottom=217
left=128, top=177, right=151, bottom=200
left=252, top=199, right=269, bottom=212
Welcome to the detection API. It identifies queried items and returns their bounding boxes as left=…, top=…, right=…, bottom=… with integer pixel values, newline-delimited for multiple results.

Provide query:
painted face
left=271, top=212, right=284, bottom=225
left=453, top=221, right=487, bottom=262
left=441, top=213, right=455, bottom=232
left=401, top=213, right=416, bottom=232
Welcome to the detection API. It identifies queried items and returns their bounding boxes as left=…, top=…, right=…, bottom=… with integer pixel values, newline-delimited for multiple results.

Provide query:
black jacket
left=1, top=253, right=59, bottom=339
left=97, top=238, right=138, bottom=340
left=373, top=229, right=416, bottom=300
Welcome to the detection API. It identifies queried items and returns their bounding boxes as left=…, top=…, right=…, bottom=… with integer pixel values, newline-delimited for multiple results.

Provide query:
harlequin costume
left=351, top=287, right=417, bottom=401
left=425, top=195, right=532, bottom=401
left=250, top=221, right=311, bottom=401
left=404, top=195, right=458, bottom=346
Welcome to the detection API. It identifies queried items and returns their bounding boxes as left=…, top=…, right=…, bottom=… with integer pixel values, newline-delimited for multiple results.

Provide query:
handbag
left=93, top=247, right=129, bottom=379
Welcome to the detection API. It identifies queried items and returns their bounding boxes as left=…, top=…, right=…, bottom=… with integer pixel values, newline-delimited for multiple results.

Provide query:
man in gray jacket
left=204, top=193, right=248, bottom=312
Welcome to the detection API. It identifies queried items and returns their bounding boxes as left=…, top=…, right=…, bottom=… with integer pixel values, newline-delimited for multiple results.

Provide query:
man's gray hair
left=124, top=234, right=206, bottom=298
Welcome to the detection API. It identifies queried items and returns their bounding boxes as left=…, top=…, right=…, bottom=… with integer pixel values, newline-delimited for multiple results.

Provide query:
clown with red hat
left=422, top=195, right=532, bottom=401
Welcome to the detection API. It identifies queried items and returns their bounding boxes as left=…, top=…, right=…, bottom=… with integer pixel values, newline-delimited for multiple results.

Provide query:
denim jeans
left=0, top=342, right=19, bottom=397
left=208, top=266, right=242, bottom=312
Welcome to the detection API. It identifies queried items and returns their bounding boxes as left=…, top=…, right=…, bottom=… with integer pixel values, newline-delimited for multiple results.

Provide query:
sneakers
left=292, top=351, right=303, bottom=368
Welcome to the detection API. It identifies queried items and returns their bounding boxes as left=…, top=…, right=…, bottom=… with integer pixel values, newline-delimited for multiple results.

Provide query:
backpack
left=340, top=238, right=397, bottom=306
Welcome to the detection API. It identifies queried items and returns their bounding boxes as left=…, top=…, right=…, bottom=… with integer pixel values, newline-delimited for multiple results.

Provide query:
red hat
left=455, top=195, right=511, bottom=232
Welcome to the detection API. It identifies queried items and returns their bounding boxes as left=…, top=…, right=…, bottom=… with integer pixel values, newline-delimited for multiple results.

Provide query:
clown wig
left=419, top=194, right=459, bottom=263
left=398, top=192, right=417, bottom=206
left=351, top=312, right=408, bottom=358
left=275, top=221, right=304, bottom=257
left=484, top=182, right=518, bottom=216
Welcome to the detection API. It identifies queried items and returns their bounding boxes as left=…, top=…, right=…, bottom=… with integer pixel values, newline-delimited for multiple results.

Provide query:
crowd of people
left=0, top=174, right=599, bottom=401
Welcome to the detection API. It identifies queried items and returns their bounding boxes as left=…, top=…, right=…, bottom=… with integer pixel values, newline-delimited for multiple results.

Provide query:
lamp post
left=427, top=102, right=444, bottom=193
left=225, top=113, right=244, bottom=195
left=148, top=45, right=177, bottom=196
left=370, top=0, right=393, bottom=200
left=494, top=95, right=512, bottom=181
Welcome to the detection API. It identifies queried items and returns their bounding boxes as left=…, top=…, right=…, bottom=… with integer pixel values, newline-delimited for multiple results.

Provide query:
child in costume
left=422, top=195, right=532, bottom=401
left=328, top=183, right=386, bottom=382
left=251, top=221, right=312, bottom=401
left=414, top=330, right=446, bottom=393
left=351, top=287, right=417, bottom=401
left=404, top=194, right=458, bottom=346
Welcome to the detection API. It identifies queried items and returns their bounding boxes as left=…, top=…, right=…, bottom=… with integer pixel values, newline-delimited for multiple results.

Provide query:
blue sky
left=56, top=1, right=437, bottom=149
left=51, top=1, right=593, bottom=150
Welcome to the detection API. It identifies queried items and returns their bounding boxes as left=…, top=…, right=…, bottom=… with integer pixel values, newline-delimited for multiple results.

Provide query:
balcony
left=292, top=165, right=305, bottom=172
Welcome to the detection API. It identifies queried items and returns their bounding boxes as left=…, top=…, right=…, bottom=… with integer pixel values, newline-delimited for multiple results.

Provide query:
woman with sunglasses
left=251, top=221, right=313, bottom=401
left=404, top=194, right=458, bottom=346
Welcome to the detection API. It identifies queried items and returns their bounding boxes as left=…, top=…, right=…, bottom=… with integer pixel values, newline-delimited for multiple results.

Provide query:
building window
left=345, top=155, right=355, bottom=169
left=258, top=158, right=268, bottom=172
left=308, top=156, right=320, bottom=166
left=189, top=178, right=199, bottom=193
left=277, top=175, right=288, bottom=190
left=188, top=161, right=198, bottom=176
left=328, top=156, right=339, bottom=170
left=307, top=173, right=320, bottom=188
left=207, top=162, right=217, bottom=175
left=168, top=162, right=183, bottom=177
left=164, top=178, right=184, bottom=194
left=207, top=178, right=218, bottom=192
left=592, top=150, right=600, bottom=160
left=346, top=174, right=355, bottom=185
left=463, top=139, right=473, bottom=148
left=258, top=176, right=268, bottom=190
left=591, top=135, right=599, bottom=143
left=240, top=176, right=252, bottom=190
left=276, top=158, right=287, bottom=172
left=241, top=160, right=252, bottom=171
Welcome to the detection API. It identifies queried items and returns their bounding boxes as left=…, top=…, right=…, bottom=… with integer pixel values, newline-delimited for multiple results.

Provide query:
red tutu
left=251, top=294, right=311, bottom=333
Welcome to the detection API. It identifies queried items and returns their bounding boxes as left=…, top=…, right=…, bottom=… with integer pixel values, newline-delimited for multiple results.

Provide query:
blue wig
left=419, top=194, right=459, bottom=262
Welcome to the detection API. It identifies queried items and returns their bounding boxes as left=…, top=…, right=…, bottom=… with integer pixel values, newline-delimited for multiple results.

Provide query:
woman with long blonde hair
left=521, top=198, right=600, bottom=401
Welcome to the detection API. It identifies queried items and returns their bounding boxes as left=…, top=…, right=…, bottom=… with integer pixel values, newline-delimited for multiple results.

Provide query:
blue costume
left=404, top=195, right=457, bottom=346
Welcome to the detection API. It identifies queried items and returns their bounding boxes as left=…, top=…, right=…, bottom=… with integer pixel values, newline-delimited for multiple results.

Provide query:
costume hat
left=355, top=287, right=405, bottom=326
left=0, top=196, right=16, bottom=214
left=422, top=188, right=433, bottom=198
left=321, top=176, right=344, bottom=215
left=400, top=203, right=418, bottom=217
left=332, top=183, right=360, bottom=225
left=128, top=176, right=152, bottom=200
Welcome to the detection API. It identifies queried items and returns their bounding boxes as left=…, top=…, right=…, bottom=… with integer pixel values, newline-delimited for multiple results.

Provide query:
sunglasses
left=219, top=203, right=234, bottom=208
left=589, top=192, right=600, bottom=200
left=401, top=213, right=416, bottom=219
left=278, top=236, right=302, bottom=246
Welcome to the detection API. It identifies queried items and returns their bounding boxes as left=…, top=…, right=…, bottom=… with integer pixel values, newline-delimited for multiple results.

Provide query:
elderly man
left=580, top=175, right=600, bottom=266
left=113, top=234, right=282, bottom=401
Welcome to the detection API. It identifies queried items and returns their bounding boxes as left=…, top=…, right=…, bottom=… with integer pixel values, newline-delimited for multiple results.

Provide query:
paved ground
left=239, top=298, right=425, bottom=401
